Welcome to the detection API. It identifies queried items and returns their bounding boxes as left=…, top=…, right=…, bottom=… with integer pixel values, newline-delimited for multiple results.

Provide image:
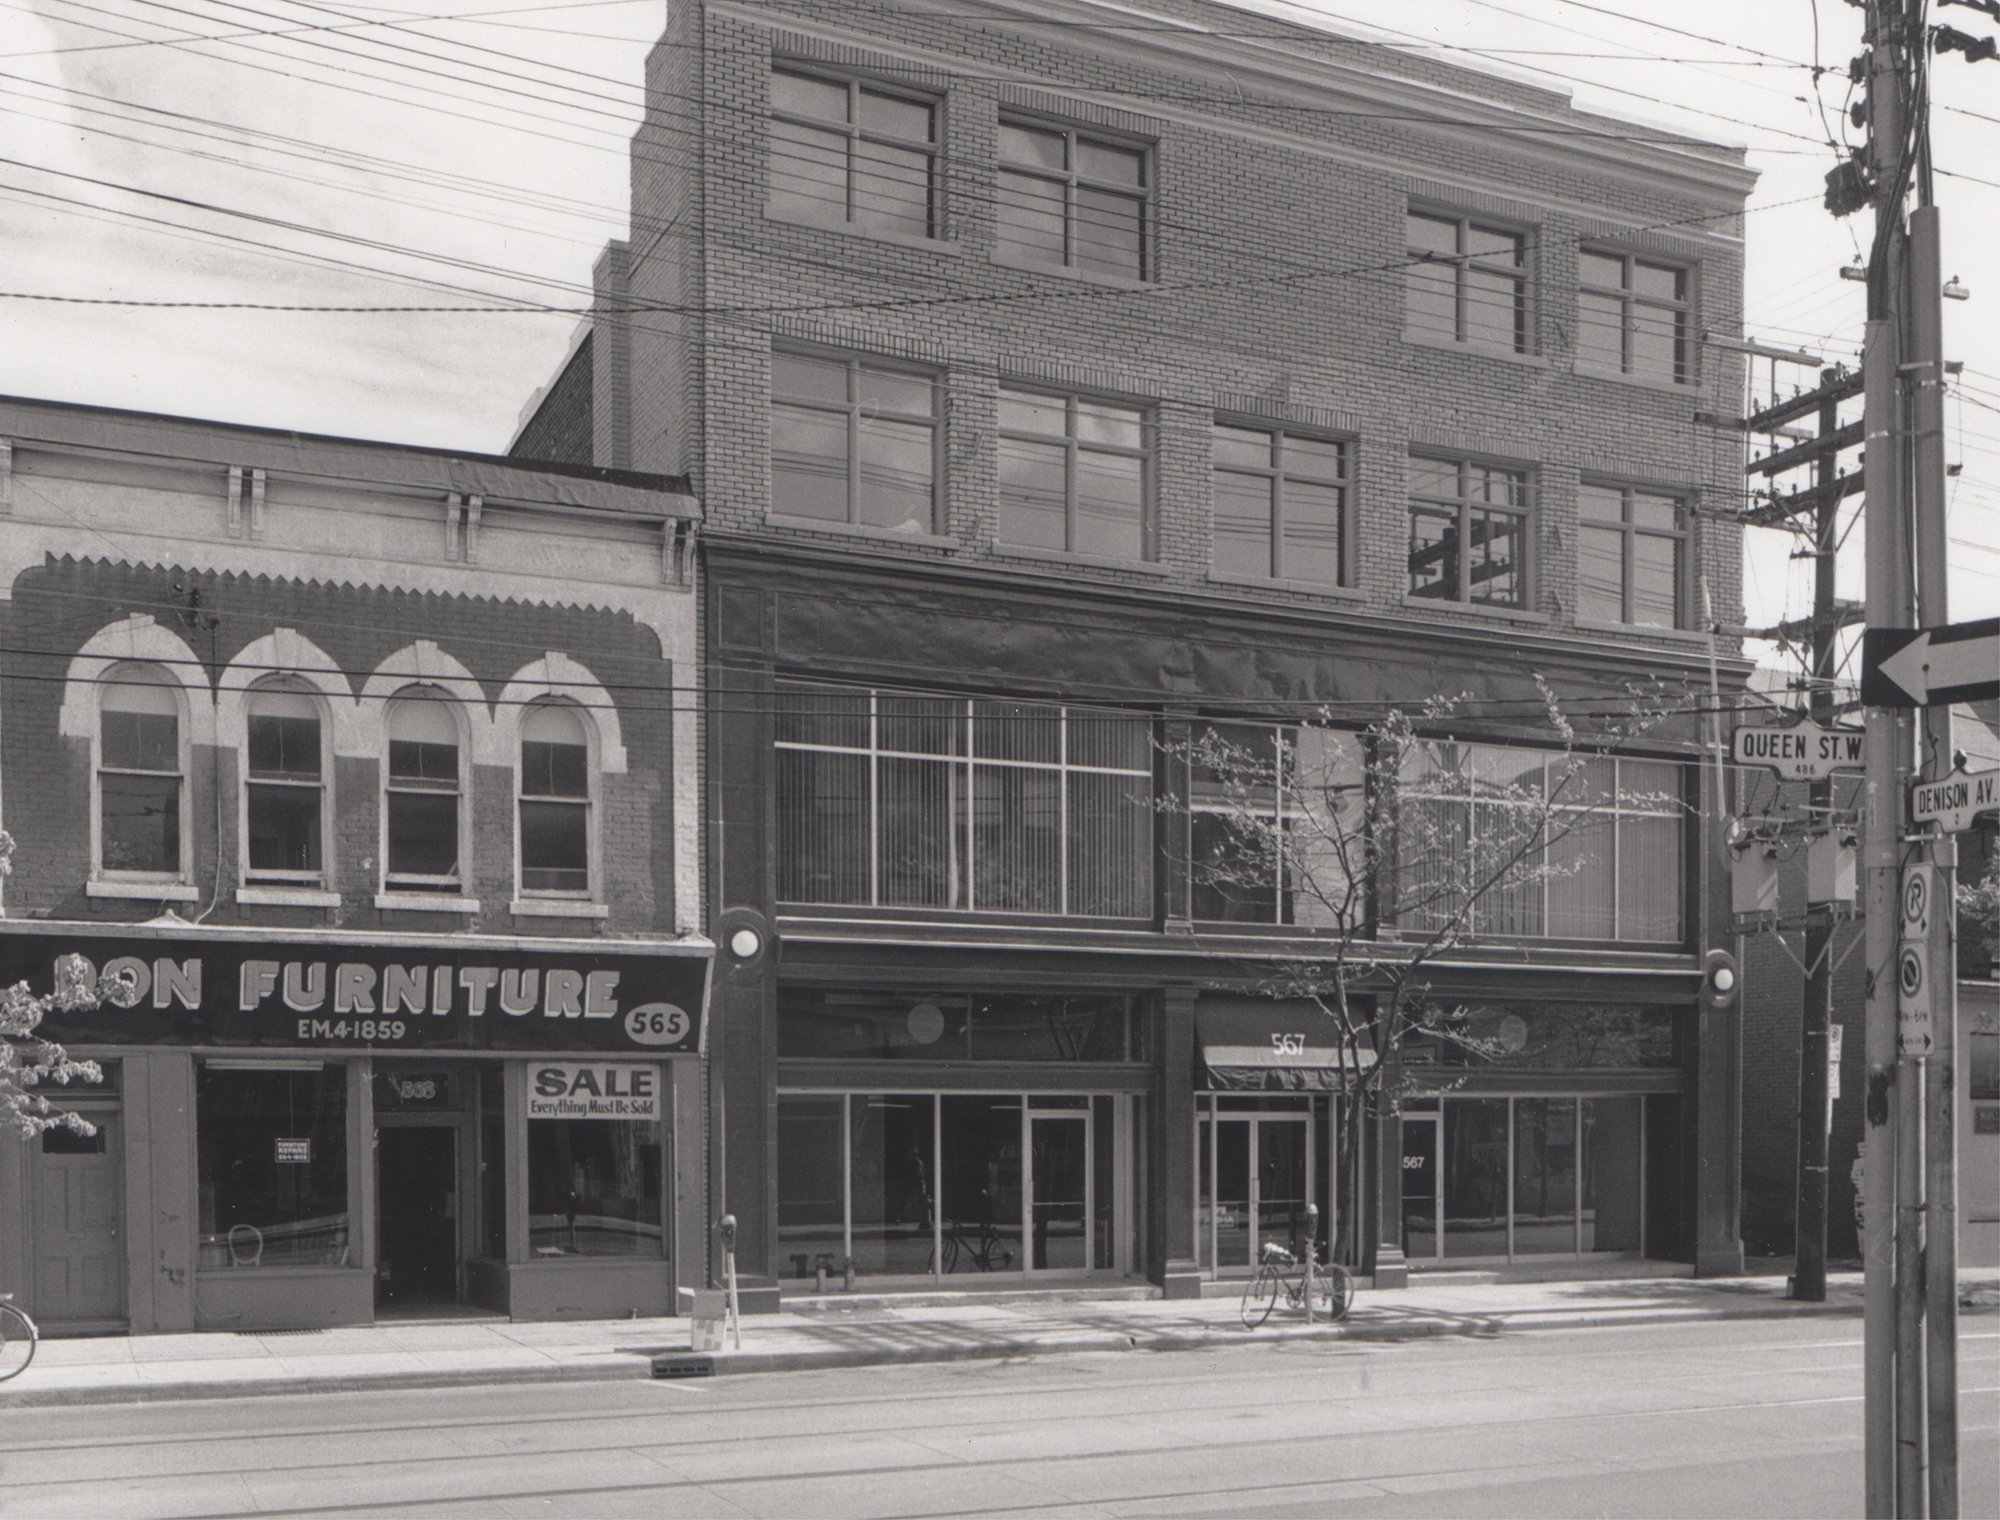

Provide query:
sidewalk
left=4, top=1270, right=1992, bottom=1409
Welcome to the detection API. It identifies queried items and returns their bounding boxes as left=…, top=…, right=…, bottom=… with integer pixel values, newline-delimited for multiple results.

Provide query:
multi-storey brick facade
left=518, top=0, right=1758, bottom=1300
left=0, top=397, right=711, bottom=1332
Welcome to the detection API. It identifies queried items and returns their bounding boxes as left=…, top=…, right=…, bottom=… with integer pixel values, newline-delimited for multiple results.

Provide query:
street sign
left=1910, top=762, right=2000, bottom=832
left=1897, top=864, right=1936, bottom=1054
left=1732, top=718, right=1866, bottom=780
left=1860, top=616, right=2000, bottom=707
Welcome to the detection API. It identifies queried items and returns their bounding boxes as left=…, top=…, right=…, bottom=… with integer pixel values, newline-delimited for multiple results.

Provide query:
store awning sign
left=2, top=923, right=710, bottom=1056
left=527, top=1062, right=662, bottom=1120
left=1196, top=998, right=1375, bottom=1092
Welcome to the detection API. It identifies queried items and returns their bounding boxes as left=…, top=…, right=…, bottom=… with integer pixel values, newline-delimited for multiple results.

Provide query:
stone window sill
left=87, top=879, right=198, bottom=902
left=1572, top=362, right=1696, bottom=395
left=373, top=892, right=480, bottom=914
left=1400, top=596, right=1552, bottom=626
left=510, top=899, right=612, bottom=920
left=1208, top=570, right=1364, bottom=600
left=237, top=886, right=342, bottom=908
left=997, top=543, right=1172, bottom=575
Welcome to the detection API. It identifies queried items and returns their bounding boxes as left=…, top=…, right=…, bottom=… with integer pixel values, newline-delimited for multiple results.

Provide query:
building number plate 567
left=625, top=1003, right=691, bottom=1046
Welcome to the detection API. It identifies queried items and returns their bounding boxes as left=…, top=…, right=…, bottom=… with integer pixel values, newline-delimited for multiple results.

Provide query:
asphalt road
left=2, top=1320, right=1993, bottom=1519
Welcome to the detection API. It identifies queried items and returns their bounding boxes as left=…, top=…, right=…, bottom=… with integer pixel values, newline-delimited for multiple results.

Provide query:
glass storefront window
left=941, top=1095, right=1023, bottom=1267
left=1581, top=1095, right=1645, bottom=1253
left=527, top=1118, right=663, bottom=1257
left=1441, top=1098, right=1508, bottom=1259
left=197, top=1063, right=349, bottom=1270
left=776, top=1096, right=849, bottom=1276
left=1511, top=1097, right=1577, bottom=1255
left=1415, top=1003, right=1676, bottom=1069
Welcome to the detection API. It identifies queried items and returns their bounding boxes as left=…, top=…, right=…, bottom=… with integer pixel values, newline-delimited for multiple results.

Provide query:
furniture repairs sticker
left=527, top=1062, right=662, bottom=1119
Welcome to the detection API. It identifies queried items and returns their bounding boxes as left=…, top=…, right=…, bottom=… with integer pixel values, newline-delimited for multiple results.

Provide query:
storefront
left=774, top=987, right=1150, bottom=1285
left=0, top=922, right=709, bottom=1333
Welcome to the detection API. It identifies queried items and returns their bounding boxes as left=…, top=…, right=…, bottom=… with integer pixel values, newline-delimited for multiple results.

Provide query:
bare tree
left=1174, top=680, right=1681, bottom=1265
left=0, top=831, right=117, bottom=1138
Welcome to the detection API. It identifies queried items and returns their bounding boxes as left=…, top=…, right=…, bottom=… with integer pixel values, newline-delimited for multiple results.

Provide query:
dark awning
left=1196, top=998, right=1376, bottom=1092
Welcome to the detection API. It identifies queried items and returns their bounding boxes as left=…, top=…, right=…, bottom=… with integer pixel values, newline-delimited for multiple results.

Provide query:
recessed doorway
left=376, top=1125, right=458, bottom=1309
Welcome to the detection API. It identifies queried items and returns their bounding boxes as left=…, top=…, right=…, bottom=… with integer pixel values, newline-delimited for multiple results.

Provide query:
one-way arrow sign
left=1860, top=617, right=2000, bottom=707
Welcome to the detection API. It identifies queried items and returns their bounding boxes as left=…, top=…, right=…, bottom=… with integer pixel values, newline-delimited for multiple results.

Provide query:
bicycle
left=1240, top=1209, right=1352, bottom=1329
left=0, top=1294, right=38, bottom=1381
left=930, top=1216, right=1016, bottom=1273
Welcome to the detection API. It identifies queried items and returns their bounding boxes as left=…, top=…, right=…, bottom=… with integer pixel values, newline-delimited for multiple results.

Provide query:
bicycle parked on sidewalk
left=0, top=1293, right=38, bottom=1380
left=1239, top=1206, right=1352, bottom=1329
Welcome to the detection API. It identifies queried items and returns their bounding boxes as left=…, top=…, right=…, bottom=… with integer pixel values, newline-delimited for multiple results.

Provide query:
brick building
left=0, top=396, right=710, bottom=1333
left=516, top=0, right=1759, bottom=1299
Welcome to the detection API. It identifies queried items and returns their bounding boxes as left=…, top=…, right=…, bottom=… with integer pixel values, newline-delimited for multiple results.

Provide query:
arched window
left=384, top=687, right=462, bottom=892
left=245, top=683, right=325, bottom=883
left=519, top=702, right=591, bottom=895
left=99, top=667, right=184, bottom=877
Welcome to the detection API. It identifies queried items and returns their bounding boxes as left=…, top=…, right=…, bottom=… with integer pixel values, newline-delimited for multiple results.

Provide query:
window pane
left=1632, top=260, right=1683, bottom=302
left=778, top=1097, right=847, bottom=1280
left=1066, top=711, right=1149, bottom=772
left=776, top=682, right=870, bottom=748
left=1192, top=810, right=1278, bottom=921
left=857, top=415, right=934, bottom=532
left=1513, top=1098, right=1577, bottom=1255
left=388, top=693, right=457, bottom=745
left=1075, top=450, right=1143, bottom=559
left=1074, top=398, right=1144, bottom=448
left=1580, top=251, right=1625, bottom=289
left=1282, top=479, right=1343, bottom=583
left=1619, top=813, right=1683, bottom=940
left=1629, top=491, right=1680, bottom=533
left=1578, top=483, right=1624, bottom=524
left=939, top=1095, right=1023, bottom=1269
left=1465, top=223, right=1522, bottom=262
left=1463, top=267, right=1520, bottom=348
left=389, top=739, right=458, bottom=785
left=995, top=171, right=1066, bottom=263
left=1578, top=522, right=1625, bottom=621
left=196, top=1066, right=348, bottom=1270
left=1581, top=1095, right=1646, bottom=1252
left=1631, top=533, right=1680, bottom=627
left=1407, top=213, right=1457, bottom=255
left=248, top=713, right=320, bottom=779
left=768, top=116, right=846, bottom=222
left=1577, top=291, right=1624, bottom=369
left=1408, top=508, right=1457, bottom=599
left=878, top=693, right=961, bottom=755
left=1068, top=768, right=1150, bottom=917
left=772, top=352, right=847, bottom=403
left=771, top=70, right=847, bottom=122
left=1441, top=1099, right=1509, bottom=1259
left=1286, top=435, right=1346, bottom=477
left=1409, top=457, right=1458, bottom=498
left=520, top=798, right=588, bottom=891
left=879, top=755, right=960, bottom=908
left=1214, top=471, right=1273, bottom=578
left=998, top=391, right=1065, bottom=436
left=522, top=738, right=588, bottom=798
left=1548, top=810, right=1616, bottom=938
left=997, top=435, right=1068, bottom=549
left=387, top=790, right=458, bottom=878
left=973, top=700, right=1060, bottom=763
left=1405, top=258, right=1456, bottom=338
left=102, top=709, right=177, bottom=772
left=101, top=773, right=179, bottom=872
left=248, top=783, right=321, bottom=874
left=1212, top=426, right=1271, bottom=470
left=1468, top=509, right=1523, bottom=606
left=853, top=138, right=930, bottom=235
left=850, top=1094, right=937, bottom=1276
left=771, top=402, right=850, bottom=521
left=859, top=88, right=931, bottom=141
left=1076, top=137, right=1143, bottom=185
left=528, top=1117, right=662, bottom=1257
left=777, top=748, right=870, bottom=903
left=1631, top=305, right=1684, bottom=381
left=857, top=367, right=933, bottom=417
left=1076, top=187, right=1142, bottom=277
left=972, top=763, right=1061, bottom=911
left=1000, top=122, right=1065, bottom=169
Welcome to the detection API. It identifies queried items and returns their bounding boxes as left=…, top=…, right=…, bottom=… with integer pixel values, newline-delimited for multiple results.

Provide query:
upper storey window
left=99, top=668, right=183, bottom=877
left=997, top=120, right=1149, bottom=279
left=1408, top=457, right=1531, bottom=610
left=244, top=684, right=324, bottom=883
left=998, top=386, right=1151, bottom=560
left=1406, top=211, right=1528, bottom=352
left=1578, top=483, right=1688, bottom=628
left=769, top=67, right=936, bottom=239
left=771, top=349, right=938, bottom=534
left=384, top=688, right=462, bottom=893
left=1578, top=250, right=1690, bottom=383
left=519, top=702, right=591, bottom=895
left=1212, top=423, right=1348, bottom=584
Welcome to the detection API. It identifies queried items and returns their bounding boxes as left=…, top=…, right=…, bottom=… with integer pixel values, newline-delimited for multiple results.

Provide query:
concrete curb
left=0, top=1293, right=1886, bottom=1408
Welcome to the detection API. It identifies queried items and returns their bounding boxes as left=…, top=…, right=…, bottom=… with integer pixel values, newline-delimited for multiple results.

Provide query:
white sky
left=1, top=0, right=1995, bottom=678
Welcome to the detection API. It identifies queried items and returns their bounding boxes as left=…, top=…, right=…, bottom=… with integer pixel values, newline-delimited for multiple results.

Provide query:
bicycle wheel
left=0, top=1303, right=37, bottom=1381
left=1240, top=1267, right=1280, bottom=1329
left=1311, top=1262, right=1353, bottom=1322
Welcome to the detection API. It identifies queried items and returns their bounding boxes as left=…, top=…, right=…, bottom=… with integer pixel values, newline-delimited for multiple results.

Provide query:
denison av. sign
left=1732, top=719, right=1865, bottom=781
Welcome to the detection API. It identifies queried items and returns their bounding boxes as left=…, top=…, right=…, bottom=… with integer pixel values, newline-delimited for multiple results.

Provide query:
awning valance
left=1196, top=998, right=1375, bottom=1092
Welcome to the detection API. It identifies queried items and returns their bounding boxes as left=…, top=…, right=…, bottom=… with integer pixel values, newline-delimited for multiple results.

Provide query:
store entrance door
left=31, top=1114, right=125, bottom=1326
left=1402, top=1114, right=1440, bottom=1263
left=376, top=1126, right=459, bottom=1309
left=1201, top=1114, right=1311, bottom=1273
left=1027, top=1113, right=1088, bottom=1272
